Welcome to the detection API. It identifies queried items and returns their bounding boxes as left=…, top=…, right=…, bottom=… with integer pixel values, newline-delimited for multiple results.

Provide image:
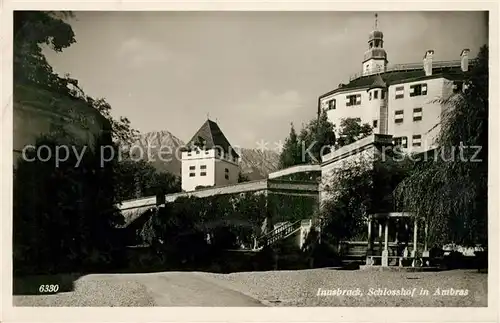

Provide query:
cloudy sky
left=45, top=11, right=487, bottom=149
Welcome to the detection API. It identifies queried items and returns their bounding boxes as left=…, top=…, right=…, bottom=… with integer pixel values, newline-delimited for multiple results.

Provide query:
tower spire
left=374, top=13, right=378, bottom=30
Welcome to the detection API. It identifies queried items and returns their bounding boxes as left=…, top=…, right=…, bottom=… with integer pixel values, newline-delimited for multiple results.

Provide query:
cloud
left=117, top=37, right=170, bottom=67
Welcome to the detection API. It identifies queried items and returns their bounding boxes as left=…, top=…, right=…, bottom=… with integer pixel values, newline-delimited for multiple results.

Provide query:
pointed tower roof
left=367, top=73, right=387, bottom=91
left=186, top=119, right=239, bottom=157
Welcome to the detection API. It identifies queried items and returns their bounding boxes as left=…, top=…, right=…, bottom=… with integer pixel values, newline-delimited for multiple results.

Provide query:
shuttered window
left=395, top=110, right=404, bottom=124
left=395, top=86, right=404, bottom=99
left=413, top=107, right=423, bottom=121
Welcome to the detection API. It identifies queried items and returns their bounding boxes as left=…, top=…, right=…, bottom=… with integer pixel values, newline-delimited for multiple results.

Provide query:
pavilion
left=365, top=212, right=429, bottom=267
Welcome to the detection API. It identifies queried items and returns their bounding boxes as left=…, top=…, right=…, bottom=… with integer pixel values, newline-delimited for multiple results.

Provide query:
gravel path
left=202, top=269, right=487, bottom=306
left=13, top=269, right=487, bottom=307
left=13, top=272, right=263, bottom=307
left=13, top=274, right=155, bottom=307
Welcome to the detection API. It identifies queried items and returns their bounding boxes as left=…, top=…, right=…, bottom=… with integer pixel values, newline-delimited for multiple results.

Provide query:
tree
left=114, top=159, right=181, bottom=202
left=13, top=132, right=123, bottom=274
left=299, top=110, right=336, bottom=164
left=278, top=112, right=373, bottom=168
left=320, top=151, right=412, bottom=245
left=12, top=12, right=146, bottom=274
left=278, top=123, right=302, bottom=168
left=237, top=172, right=250, bottom=183
left=395, top=45, right=488, bottom=247
left=336, top=117, right=373, bottom=147
left=14, top=11, right=75, bottom=90
left=278, top=111, right=336, bottom=168
left=84, top=97, right=139, bottom=146
left=14, top=11, right=138, bottom=145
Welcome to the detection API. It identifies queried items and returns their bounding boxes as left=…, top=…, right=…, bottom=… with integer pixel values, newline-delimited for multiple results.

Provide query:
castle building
left=318, top=14, right=472, bottom=152
left=181, top=119, right=240, bottom=192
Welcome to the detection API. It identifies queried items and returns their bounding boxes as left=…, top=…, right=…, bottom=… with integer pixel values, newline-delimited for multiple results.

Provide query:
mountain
left=128, top=131, right=280, bottom=179
left=238, top=148, right=280, bottom=180
left=129, top=130, right=185, bottom=176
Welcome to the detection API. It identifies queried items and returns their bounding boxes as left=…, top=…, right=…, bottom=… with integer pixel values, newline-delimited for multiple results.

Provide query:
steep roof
left=186, top=119, right=239, bottom=157
left=367, top=73, right=387, bottom=90
left=320, top=65, right=466, bottom=99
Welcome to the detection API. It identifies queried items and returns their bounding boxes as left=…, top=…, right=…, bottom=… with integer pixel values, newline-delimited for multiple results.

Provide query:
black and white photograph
left=2, top=4, right=496, bottom=318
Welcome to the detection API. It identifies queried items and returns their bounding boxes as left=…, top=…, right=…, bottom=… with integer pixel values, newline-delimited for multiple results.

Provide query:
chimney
left=461, top=49, right=470, bottom=72
left=423, top=50, right=434, bottom=76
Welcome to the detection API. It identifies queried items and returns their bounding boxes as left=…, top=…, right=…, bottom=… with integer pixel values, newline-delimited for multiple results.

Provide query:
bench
left=366, top=255, right=425, bottom=267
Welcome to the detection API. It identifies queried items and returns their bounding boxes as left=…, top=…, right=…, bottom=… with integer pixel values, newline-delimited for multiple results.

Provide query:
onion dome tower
left=362, top=13, right=388, bottom=76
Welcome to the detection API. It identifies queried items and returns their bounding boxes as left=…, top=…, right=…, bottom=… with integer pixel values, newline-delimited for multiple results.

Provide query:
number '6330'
left=38, top=284, right=59, bottom=293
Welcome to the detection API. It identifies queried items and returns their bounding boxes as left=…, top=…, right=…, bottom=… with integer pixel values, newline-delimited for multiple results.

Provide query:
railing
left=257, top=219, right=302, bottom=248
left=348, top=59, right=476, bottom=81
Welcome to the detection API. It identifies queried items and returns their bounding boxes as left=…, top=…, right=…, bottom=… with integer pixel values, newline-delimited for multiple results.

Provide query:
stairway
left=255, top=220, right=302, bottom=249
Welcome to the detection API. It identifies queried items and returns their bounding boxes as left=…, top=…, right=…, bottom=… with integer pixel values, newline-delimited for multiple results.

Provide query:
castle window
left=394, top=110, right=404, bottom=124
left=327, top=99, right=336, bottom=110
left=187, top=152, right=192, bottom=156
left=369, top=92, right=372, bottom=100
left=393, top=136, right=408, bottom=148
left=395, top=86, right=404, bottom=99
left=381, top=90, right=385, bottom=99
left=412, top=135, right=422, bottom=147
left=225, top=168, right=229, bottom=173
left=413, top=107, right=423, bottom=121
left=200, top=165, right=207, bottom=170
left=189, top=172, right=195, bottom=177
left=189, top=166, right=195, bottom=170
left=346, top=94, right=361, bottom=106
left=374, top=90, right=378, bottom=99
left=409, top=83, right=427, bottom=97
left=205, top=151, right=209, bottom=155
left=200, top=172, right=207, bottom=176
left=373, top=120, right=378, bottom=128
